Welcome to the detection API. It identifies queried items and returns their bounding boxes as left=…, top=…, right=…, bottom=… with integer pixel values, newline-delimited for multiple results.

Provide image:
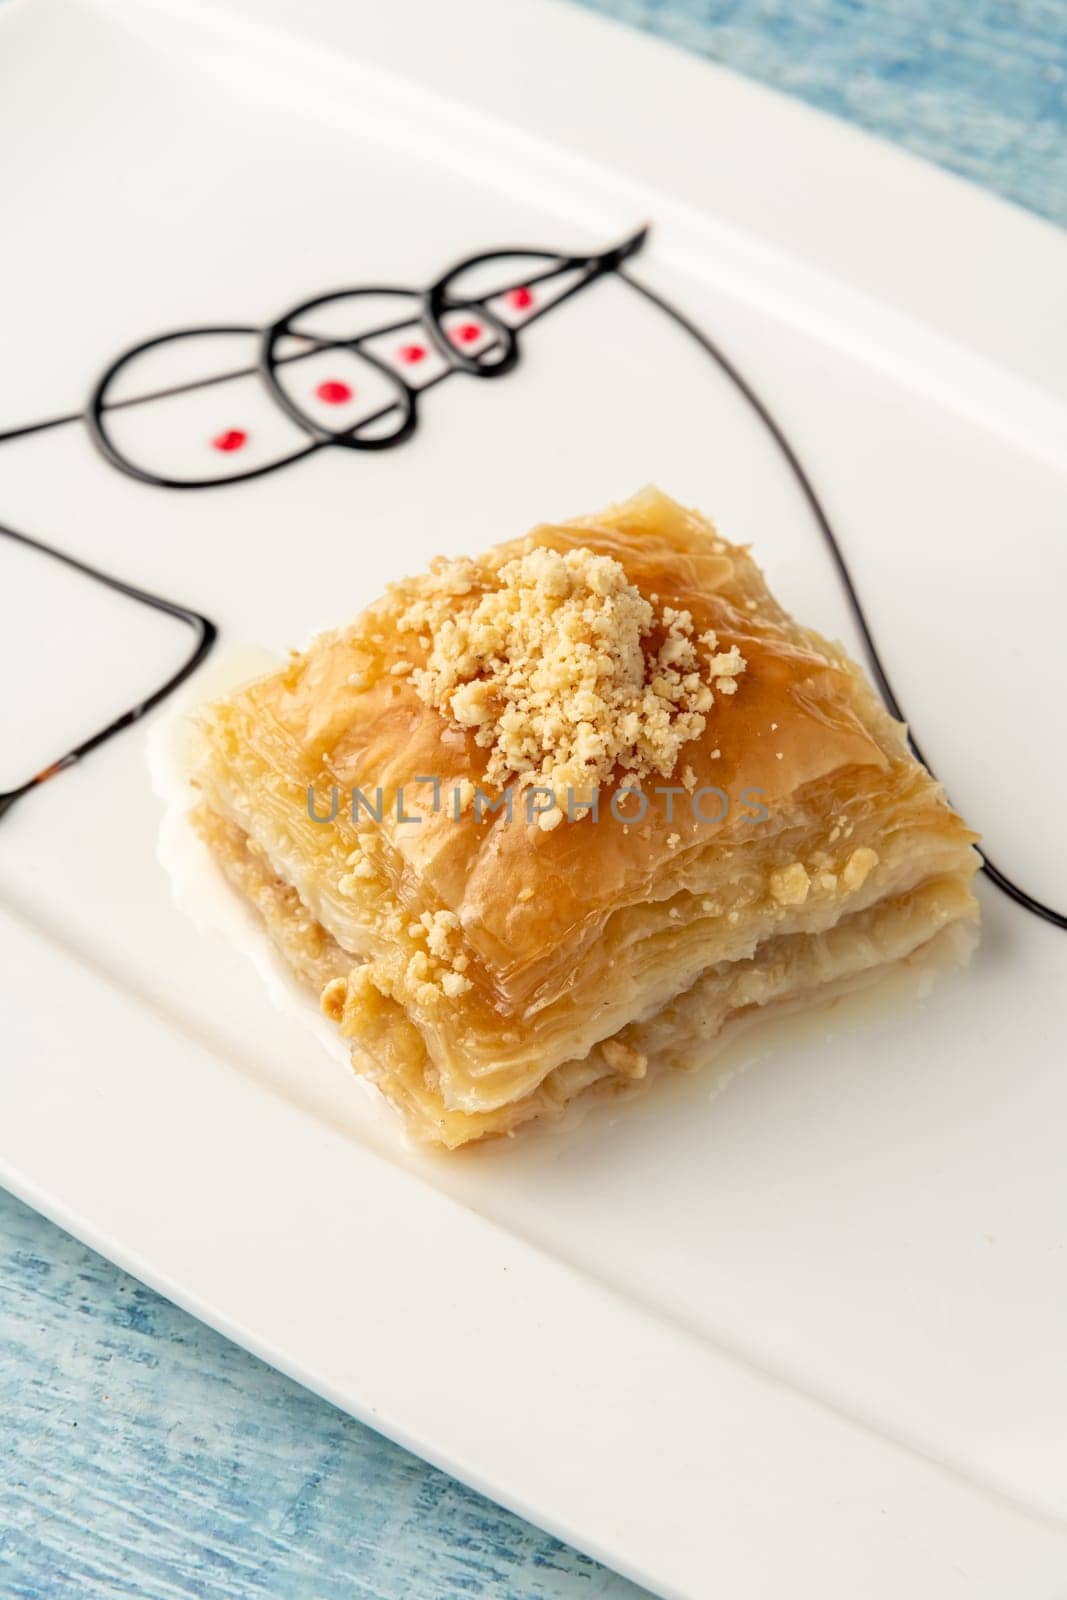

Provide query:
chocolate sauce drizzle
left=0, top=522, right=216, bottom=820
left=0, top=225, right=1060, bottom=931
left=0, top=233, right=641, bottom=809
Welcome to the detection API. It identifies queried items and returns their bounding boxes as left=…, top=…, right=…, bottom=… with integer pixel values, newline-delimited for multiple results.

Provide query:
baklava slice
left=189, top=488, right=979, bottom=1147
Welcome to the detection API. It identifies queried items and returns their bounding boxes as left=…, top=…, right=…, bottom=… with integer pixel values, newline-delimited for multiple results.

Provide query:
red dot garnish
left=212, top=429, right=247, bottom=453
left=399, top=343, right=427, bottom=364
left=453, top=322, right=482, bottom=345
left=315, top=379, right=354, bottom=404
left=507, top=286, right=534, bottom=310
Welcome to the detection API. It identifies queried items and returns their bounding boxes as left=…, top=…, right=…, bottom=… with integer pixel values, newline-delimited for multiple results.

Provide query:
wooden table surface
left=2, top=3, right=1065, bottom=1596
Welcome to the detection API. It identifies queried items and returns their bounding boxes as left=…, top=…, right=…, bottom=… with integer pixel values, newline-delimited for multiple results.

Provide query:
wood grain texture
left=576, top=0, right=1067, bottom=226
left=0, top=1193, right=645, bottom=1599
left=2, top=4, right=1065, bottom=1596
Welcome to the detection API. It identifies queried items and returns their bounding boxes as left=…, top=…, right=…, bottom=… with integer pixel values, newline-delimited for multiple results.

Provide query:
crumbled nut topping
left=320, top=975, right=347, bottom=1023
left=602, top=1038, right=647, bottom=1079
left=394, top=545, right=745, bottom=821
left=841, top=847, right=878, bottom=893
left=337, top=835, right=378, bottom=893
left=405, top=908, right=473, bottom=1000
left=769, top=862, right=811, bottom=906
left=323, top=902, right=476, bottom=1020
left=453, top=778, right=476, bottom=816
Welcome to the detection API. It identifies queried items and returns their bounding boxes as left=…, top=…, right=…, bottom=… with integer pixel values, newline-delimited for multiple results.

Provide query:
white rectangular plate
left=2, top=1, right=1067, bottom=1595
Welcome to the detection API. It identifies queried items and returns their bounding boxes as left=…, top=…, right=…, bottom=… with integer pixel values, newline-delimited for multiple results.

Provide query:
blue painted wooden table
left=2, top=5, right=1065, bottom=1596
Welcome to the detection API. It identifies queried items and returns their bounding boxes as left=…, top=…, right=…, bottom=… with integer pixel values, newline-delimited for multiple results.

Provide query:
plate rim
left=5, top=902, right=1067, bottom=1600
left=112, top=0, right=1067, bottom=406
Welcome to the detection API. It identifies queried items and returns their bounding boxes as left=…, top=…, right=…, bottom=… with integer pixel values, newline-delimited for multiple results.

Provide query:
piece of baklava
left=189, top=488, right=979, bottom=1146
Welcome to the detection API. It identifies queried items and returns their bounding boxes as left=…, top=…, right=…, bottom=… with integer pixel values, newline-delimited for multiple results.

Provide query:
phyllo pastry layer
left=189, top=488, right=979, bottom=1146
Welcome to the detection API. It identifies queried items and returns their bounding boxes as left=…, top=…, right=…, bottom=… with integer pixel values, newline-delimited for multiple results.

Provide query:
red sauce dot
left=212, top=429, right=247, bottom=453
left=315, top=379, right=354, bottom=404
left=507, top=286, right=534, bottom=310
left=399, top=343, right=427, bottom=364
left=453, top=322, right=482, bottom=345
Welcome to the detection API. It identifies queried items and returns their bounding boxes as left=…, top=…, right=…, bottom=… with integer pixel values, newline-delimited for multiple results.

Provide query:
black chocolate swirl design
left=0, top=225, right=1061, bottom=932
left=0, top=522, right=215, bottom=820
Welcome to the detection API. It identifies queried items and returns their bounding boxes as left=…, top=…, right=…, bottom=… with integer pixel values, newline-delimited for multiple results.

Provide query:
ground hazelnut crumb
left=602, top=1038, right=647, bottom=1079
left=769, top=862, right=811, bottom=906
left=440, top=971, right=472, bottom=999
left=841, top=846, right=878, bottom=892
left=395, top=543, right=746, bottom=803
left=338, top=840, right=377, bottom=893
left=382, top=906, right=476, bottom=1003
left=320, top=976, right=346, bottom=1022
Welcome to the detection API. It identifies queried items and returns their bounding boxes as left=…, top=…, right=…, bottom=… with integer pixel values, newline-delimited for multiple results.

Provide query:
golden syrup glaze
left=223, top=490, right=905, bottom=987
